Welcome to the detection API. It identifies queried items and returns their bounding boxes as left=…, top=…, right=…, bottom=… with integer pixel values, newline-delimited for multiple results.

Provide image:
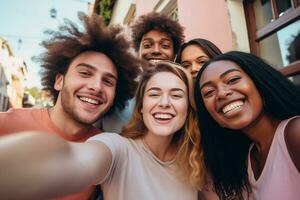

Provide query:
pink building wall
left=133, top=0, right=233, bottom=53
left=134, top=0, right=159, bottom=17
left=178, top=0, right=233, bottom=52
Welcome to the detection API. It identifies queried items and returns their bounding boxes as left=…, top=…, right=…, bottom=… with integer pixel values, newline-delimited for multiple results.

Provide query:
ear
left=54, top=74, right=64, bottom=91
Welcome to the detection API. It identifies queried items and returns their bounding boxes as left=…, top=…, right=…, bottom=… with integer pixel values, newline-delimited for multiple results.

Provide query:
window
left=155, top=0, right=178, bottom=20
left=244, top=0, right=300, bottom=82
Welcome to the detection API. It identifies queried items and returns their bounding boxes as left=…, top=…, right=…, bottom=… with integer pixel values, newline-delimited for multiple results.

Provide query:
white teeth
left=222, top=101, right=243, bottom=114
left=79, top=97, right=99, bottom=105
left=149, top=59, right=161, bottom=64
left=153, top=113, right=173, bottom=120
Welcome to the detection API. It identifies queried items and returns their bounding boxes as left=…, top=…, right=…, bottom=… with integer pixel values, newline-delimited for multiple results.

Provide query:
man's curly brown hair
left=36, top=12, right=142, bottom=113
left=131, top=12, right=185, bottom=53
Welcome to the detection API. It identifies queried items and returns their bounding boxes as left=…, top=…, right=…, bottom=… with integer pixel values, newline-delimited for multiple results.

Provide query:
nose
left=151, top=44, right=161, bottom=55
left=158, top=94, right=171, bottom=108
left=88, top=78, right=103, bottom=94
left=191, top=62, right=200, bottom=77
left=216, top=84, right=232, bottom=100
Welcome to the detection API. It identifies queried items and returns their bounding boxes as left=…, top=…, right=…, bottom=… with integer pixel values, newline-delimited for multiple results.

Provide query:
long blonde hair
left=122, top=61, right=205, bottom=189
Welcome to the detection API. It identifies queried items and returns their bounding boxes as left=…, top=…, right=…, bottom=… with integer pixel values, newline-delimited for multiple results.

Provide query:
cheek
left=195, top=63, right=203, bottom=71
left=176, top=101, right=188, bottom=119
left=141, top=97, right=151, bottom=113
left=140, top=48, right=149, bottom=56
left=203, top=98, right=215, bottom=115
left=253, top=90, right=264, bottom=113
left=106, top=87, right=116, bottom=102
left=186, top=67, right=192, bottom=73
left=166, top=50, right=174, bottom=58
left=141, top=101, right=152, bottom=126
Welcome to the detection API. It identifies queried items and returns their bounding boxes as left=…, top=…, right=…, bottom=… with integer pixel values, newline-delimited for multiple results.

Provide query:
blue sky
left=0, top=0, right=93, bottom=88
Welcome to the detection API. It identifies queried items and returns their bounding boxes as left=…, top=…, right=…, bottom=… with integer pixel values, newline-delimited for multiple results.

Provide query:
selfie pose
left=0, top=62, right=204, bottom=200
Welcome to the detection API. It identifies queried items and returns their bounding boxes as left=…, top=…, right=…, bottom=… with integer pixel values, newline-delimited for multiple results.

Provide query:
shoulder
left=284, top=116, right=300, bottom=171
left=0, top=108, right=34, bottom=126
left=88, top=132, right=126, bottom=142
left=1, top=108, right=42, bottom=117
left=87, top=132, right=129, bottom=153
left=87, top=133, right=130, bottom=175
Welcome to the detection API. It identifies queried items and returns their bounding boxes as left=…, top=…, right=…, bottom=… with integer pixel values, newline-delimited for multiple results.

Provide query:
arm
left=285, top=117, right=300, bottom=172
left=0, top=131, right=112, bottom=200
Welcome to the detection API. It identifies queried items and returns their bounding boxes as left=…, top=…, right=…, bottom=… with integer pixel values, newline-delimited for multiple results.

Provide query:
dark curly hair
left=36, top=12, right=142, bottom=113
left=194, top=51, right=300, bottom=199
left=131, top=12, right=185, bottom=53
left=175, top=38, right=222, bottom=63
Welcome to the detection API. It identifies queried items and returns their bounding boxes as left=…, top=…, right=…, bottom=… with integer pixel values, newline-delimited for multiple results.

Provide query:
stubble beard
left=60, top=85, right=96, bottom=126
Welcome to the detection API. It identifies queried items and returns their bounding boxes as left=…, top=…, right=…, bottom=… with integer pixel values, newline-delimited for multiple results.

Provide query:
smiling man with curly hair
left=0, top=12, right=141, bottom=200
left=131, top=12, right=185, bottom=64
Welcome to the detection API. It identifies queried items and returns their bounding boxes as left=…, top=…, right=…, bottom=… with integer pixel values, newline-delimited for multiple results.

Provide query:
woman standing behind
left=175, top=38, right=222, bottom=78
left=0, top=62, right=204, bottom=200
left=194, top=51, right=300, bottom=200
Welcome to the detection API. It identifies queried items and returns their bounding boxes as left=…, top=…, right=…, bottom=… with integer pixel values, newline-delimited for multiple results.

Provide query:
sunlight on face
left=142, top=72, right=188, bottom=139
left=199, top=60, right=263, bottom=130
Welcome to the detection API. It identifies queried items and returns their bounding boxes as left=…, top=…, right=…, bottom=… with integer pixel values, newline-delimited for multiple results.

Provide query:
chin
left=155, top=129, right=176, bottom=137
left=75, top=114, right=98, bottom=125
left=224, top=121, right=252, bottom=131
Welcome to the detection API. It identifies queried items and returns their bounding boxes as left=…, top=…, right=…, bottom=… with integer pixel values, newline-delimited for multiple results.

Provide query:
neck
left=243, top=112, right=280, bottom=154
left=143, top=133, right=176, bottom=162
left=49, top=104, right=94, bottom=136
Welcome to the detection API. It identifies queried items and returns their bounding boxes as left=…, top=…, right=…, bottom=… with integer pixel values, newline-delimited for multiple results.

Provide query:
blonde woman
left=0, top=61, right=204, bottom=200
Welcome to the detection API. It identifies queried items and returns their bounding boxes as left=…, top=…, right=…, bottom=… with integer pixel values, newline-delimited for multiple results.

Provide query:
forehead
left=142, top=30, right=172, bottom=42
left=200, top=60, right=244, bottom=82
left=181, top=44, right=207, bottom=60
left=69, top=51, right=117, bottom=76
left=146, top=72, right=186, bottom=91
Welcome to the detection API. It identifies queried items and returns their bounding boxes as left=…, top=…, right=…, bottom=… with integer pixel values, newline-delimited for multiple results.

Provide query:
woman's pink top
left=247, top=117, right=300, bottom=200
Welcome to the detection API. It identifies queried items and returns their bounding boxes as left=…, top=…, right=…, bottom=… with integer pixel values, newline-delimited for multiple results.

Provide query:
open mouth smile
left=221, top=100, right=244, bottom=114
left=152, top=112, right=175, bottom=122
left=79, top=96, right=102, bottom=105
left=147, top=59, right=165, bottom=63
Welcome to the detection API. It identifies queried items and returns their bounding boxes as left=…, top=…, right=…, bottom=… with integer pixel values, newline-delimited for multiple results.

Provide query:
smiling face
left=181, top=44, right=210, bottom=78
left=141, top=72, right=188, bottom=138
left=139, top=30, right=174, bottom=63
left=199, top=60, right=264, bottom=130
left=54, top=51, right=117, bottom=125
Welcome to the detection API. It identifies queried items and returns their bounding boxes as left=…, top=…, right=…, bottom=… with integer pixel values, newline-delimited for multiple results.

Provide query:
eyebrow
left=76, top=63, right=117, bottom=80
left=142, top=38, right=172, bottom=42
left=197, top=55, right=209, bottom=59
left=200, top=68, right=241, bottom=90
left=182, top=55, right=208, bottom=62
left=146, top=87, right=185, bottom=93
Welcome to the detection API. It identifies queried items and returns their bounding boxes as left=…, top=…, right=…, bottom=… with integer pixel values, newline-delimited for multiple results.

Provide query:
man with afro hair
left=131, top=12, right=185, bottom=64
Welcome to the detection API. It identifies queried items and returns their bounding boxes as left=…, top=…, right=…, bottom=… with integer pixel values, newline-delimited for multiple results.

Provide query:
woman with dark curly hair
left=194, top=51, right=300, bottom=200
left=175, top=38, right=222, bottom=78
left=0, top=62, right=205, bottom=200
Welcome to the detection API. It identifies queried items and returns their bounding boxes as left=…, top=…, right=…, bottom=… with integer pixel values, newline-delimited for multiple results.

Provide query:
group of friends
left=0, top=11, right=299, bottom=200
